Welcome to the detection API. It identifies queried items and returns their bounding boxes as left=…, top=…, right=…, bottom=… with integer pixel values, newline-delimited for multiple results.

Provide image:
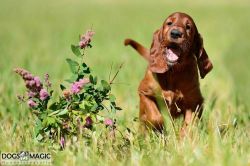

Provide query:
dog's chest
left=154, top=72, right=195, bottom=110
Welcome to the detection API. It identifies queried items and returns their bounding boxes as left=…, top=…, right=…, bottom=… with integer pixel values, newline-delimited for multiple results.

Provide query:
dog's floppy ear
left=193, top=33, right=213, bottom=79
left=149, top=29, right=168, bottom=73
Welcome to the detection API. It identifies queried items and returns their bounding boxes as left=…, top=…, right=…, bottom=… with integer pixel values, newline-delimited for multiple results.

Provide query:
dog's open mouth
left=165, top=46, right=181, bottom=66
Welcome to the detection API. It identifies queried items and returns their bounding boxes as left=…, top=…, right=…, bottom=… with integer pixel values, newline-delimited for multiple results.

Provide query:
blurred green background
left=1, top=0, right=249, bottom=118
left=0, top=0, right=249, bottom=165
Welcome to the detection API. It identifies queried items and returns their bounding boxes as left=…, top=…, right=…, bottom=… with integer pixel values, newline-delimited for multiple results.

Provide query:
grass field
left=0, top=0, right=250, bottom=165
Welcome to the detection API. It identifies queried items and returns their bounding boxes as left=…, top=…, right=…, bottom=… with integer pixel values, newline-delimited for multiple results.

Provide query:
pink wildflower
left=60, top=137, right=65, bottom=149
left=14, top=68, right=43, bottom=95
left=28, top=91, right=36, bottom=98
left=71, top=82, right=81, bottom=94
left=104, top=118, right=113, bottom=126
left=84, top=116, right=93, bottom=128
left=79, top=30, right=95, bottom=49
left=29, top=80, right=35, bottom=86
left=70, top=78, right=89, bottom=94
left=39, top=89, right=49, bottom=101
left=27, top=100, right=38, bottom=108
left=34, top=76, right=41, bottom=87
left=24, top=73, right=32, bottom=80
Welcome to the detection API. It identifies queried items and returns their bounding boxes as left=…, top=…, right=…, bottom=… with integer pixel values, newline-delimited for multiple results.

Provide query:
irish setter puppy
left=124, top=12, right=213, bottom=135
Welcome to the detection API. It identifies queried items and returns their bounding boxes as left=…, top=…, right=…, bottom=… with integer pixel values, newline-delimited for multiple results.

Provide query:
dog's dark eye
left=186, top=24, right=191, bottom=30
left=167, top=22, right=173, bottom=26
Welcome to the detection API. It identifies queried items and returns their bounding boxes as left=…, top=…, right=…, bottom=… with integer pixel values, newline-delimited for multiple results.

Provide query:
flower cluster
left=40, top=89, right=49, bottom=101
left=14, top=29, right=122, bottom=150
left=14, top=68, right=42, bottom=93
left=14, top=68, right=50, bottom=108
left=79, top=30, right=95, bottom=49
left=70, top=78, right=90, bottom=94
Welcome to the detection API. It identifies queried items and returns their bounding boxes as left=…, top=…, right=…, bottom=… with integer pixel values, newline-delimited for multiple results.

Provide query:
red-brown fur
left=124, top=12, right=213, bottom=134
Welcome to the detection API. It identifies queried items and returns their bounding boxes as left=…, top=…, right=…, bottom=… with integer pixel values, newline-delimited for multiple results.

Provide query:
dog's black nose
left=170, top=29, right=182, bottom=39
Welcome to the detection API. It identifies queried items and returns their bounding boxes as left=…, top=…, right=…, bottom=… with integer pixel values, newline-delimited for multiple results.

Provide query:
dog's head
left=149, top=12, right=213, bottom=78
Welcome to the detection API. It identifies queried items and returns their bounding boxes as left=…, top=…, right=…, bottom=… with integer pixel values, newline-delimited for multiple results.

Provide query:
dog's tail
left=124, top=39, right=150, bottom=60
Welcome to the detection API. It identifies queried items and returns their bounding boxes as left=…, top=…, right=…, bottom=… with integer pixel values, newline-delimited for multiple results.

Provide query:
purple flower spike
left=84, top=116, right=93, bottom=128
left=104, top=118, right=113, bottom=126
left=70, top=78, right=89, bottom=94
left=79, top=30, right=95, bottom=49
left=14, top=68, right=44, bottom=95
left=79, top=78, right=90, bottom=85
left=28, top=91, right=36, bottom=98
left=60, top=137, right=65, bottom=149
left=39, top=89, right=49, bottom=101
left=29, top=80, right=35, bottom=86
left=71, top=83, right=81, bottom=94
left=24, top=73, right=32, bottom=80
left=27, top=100, right=38, bottom=108
left=34, top=76, right=41, bottom=87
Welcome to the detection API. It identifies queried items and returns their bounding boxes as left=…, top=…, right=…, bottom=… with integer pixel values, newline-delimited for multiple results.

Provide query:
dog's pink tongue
left=166, top=49, right=178, bottom=61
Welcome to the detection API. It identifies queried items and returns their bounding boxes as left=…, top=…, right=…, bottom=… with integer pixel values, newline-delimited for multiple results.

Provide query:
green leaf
left=87, top=44, right=92, bottom=48
left=111, top=105, right=116, bottom=113
left=79, top=101, right=85, bottom=109
left=83, top=67, right=91, bottom=74
left=36, top=118, right=42, bottom=126
left=93, top=76, right=97, bottom=85
left=101, top=80, right=111, bottom=91
left=50, top=90, right=54, bottom=96
left=71, top=44, right=82, bottom=57
left=109, top=94, right=116, bottom=103
left=66, top=58, right=79, bottom=74
left=91, top=103, right=98, bottom=112
left=60, top=84, right=66, bottom=91
left=80, top=100, right=93, bottom=111
left=82, top=63, right=88, bottom=68
left=47, top=117, right=56, bottom=125
left=57, top=109, right=68, bottom=116
left=89, top=75, right=94, bottom=84
left=48, top=110, right=60, bottom=116
left=115, top=106, right=122, bottom=111
left=49, top=102, right=58, bottom=111
left=88, top=75, right=97, bottom=85
left=96, top=115, right=104, bottom=122
left=65, top=74, right=78, bottom=83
